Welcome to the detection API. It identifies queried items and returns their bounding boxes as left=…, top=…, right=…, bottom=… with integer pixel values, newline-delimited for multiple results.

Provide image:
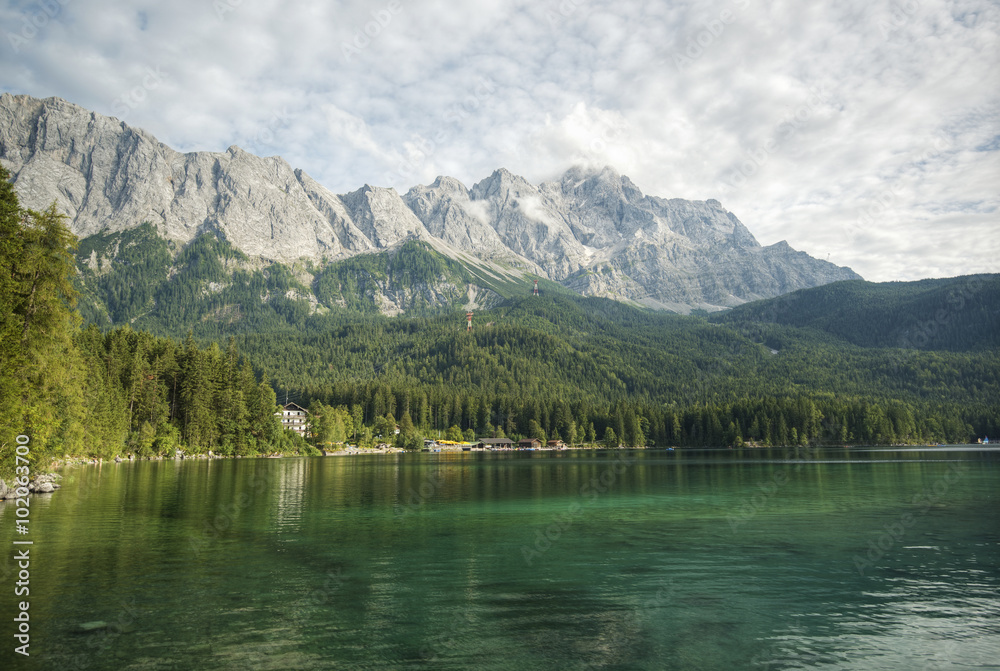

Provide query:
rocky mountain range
left=0, top=93, right=860, bottom=313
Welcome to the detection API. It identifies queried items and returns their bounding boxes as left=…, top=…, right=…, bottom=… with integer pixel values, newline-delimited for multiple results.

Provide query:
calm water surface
left=2, top=447, right=998, bottom=670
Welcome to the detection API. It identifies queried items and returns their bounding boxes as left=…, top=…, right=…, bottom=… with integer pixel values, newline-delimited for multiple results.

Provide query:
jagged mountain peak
left=2, top=92, right=80, bottom=119
left=548, top=165, right=641, bottom=207
left=422, top=175, right=470, bottom=196
left=549, top=165, right=641, bottom=200
left=338, top=184, right=430, bottom=250
left=470, top=167, right=538, bottom=200
left=0, top=93, right=862, bottom=312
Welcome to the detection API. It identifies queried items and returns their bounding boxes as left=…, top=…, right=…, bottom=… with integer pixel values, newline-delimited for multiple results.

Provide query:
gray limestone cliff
left=0, top=93, right=861, bottom=312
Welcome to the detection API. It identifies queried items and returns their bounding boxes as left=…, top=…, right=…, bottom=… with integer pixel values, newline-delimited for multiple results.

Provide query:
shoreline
left=4, top=443, right=992, bottom=498
left=44, top=440, right=997, bottom=469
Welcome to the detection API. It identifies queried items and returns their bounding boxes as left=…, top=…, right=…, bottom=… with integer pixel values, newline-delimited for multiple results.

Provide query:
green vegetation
left=3, top=167, right=997, bottom=476
left=73, top=326, right=294, bottom=459
left=0, top=170, right=295, bottom=477
left=0, top=165, right=84, bottom=477
left=712, top=276, right=999, bottom=351
left=74, top=230, right=571, bottom=337
left=78, top=228, right=319, bottom=336
left=234, top=293, right=997, bottom=451
left=314, top=241, right=474, bottom=314
left=75, top=222, right=173, bottom=324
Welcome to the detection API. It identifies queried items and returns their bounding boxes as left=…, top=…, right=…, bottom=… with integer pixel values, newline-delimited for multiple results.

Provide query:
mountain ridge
left=711, top=274, right=1000, bottom=352
left=0, top=92, right=861, bottom=312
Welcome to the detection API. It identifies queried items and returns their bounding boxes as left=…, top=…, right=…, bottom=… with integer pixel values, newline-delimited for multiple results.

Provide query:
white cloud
left=516, top=195, right=558, bottom=228
left=1, top=0, right=997, bottom=281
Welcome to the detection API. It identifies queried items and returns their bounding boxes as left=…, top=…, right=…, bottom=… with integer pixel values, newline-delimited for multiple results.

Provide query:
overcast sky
left=2, top=0, right=998, bottom=281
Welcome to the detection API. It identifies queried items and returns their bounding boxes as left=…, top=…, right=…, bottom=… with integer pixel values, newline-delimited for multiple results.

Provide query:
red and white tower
left=532, top=279, right=539, bottom=296
left=466, top=311, right=474, bottom=331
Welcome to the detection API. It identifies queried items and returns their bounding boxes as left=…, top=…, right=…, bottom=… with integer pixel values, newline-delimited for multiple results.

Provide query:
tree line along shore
left=1, top=164, right=995, bottom=480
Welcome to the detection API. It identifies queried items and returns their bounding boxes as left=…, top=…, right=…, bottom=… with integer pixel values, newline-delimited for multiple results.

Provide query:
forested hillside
left=73, top=225, right=570, bottom=336
left=0, top=167, right=297, bottom=478
left=237, top=294, right=999, bottom=404
left=3, top=162, right=998, bottom=475
left=76, top=225, right=317, bottom=334
left=711, top=276, right=999, bottom=351
left=233, top=293, right=999, bottom=450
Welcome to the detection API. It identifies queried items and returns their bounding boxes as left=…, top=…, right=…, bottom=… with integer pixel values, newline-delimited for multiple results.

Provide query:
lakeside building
left=479, top=438, right=515, bottom=449
left=276, top=402, right=309, bottom=437
left=518, top=438, right=542, bottom=449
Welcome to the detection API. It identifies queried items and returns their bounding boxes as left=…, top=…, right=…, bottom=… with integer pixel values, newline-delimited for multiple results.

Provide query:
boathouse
left=479, top=438, right=515, bottom=449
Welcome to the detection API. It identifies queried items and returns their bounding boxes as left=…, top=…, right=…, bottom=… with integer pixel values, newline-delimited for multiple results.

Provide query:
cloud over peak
left=2, top=0, right=997, bottom=280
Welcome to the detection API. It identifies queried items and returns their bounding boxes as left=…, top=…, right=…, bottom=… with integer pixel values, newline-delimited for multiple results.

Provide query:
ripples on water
left=0, top=446, right=997, bottom=670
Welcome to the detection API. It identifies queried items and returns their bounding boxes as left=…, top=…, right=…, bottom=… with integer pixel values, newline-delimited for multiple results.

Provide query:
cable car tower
left=532, top=279, right=539, bottom=296
left=466, top=311, right=474, bottom=332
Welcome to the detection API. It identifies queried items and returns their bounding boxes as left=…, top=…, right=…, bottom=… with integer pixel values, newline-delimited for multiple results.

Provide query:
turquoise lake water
left=2, top=446, right=998, bottom=670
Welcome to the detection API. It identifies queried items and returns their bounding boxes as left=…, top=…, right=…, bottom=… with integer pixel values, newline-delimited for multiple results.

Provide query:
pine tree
left=0, top=186, right=84, bottom=471
left=398, top=409, right=417, bottom=447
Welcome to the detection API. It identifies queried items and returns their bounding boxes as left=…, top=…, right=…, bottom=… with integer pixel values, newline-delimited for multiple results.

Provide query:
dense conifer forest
left=1, top=164, right=997, bottom=477
left=0, top=168, right=301, bottom=477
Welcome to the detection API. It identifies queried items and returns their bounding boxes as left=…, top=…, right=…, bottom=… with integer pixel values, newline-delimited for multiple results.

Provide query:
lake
left=2, top=446, right=998, bottom=670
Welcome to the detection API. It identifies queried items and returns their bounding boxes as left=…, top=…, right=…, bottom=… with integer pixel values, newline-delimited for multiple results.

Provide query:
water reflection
left=273, top=457, right=307, bottom=532
left=0, top=447, right=995, bottom=669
